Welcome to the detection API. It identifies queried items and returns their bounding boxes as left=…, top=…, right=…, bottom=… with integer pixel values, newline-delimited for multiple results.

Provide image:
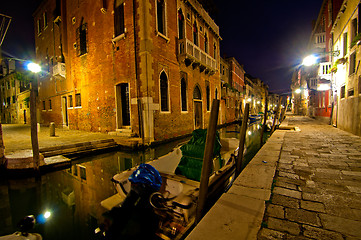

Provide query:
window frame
left=75, top=93, right=82, bottom=108
left=159, top=71, right=170, bottom=112
left=76, top=23, right=88, bottom=56
left=114, top=0, right=125, bottom=38
left=156, top=0, right=167, bottom=37
left=180, top=78, right=187, bottom=112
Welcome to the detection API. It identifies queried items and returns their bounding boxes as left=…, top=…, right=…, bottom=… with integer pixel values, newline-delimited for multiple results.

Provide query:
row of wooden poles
left=196, top=96, right=285, bottom=223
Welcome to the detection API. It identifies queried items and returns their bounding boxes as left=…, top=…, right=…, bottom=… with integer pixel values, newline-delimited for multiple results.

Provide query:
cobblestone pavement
left=259, top=116, right=361, bottom=240
left=1, top=124, right=140, bottom=154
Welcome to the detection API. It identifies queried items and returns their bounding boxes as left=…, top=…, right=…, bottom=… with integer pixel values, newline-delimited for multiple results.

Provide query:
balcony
left=53, top=62, right=66, bottom=78
left=178, top=38, right=217, bottom=74
left=318, top=62, right=331, bottom=81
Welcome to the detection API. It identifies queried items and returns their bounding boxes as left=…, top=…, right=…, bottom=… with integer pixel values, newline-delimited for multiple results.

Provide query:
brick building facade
left=33, top=0, right=221, bottom=144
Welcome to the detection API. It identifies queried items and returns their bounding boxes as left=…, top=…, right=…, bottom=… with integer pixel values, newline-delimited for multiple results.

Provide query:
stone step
left=40, top=139, right=118, bottom=157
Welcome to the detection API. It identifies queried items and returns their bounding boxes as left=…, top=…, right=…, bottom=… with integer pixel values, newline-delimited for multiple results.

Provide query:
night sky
left=1, top=0, right=323, bottom=94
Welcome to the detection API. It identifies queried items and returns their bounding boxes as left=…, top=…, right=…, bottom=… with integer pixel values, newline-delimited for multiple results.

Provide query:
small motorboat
left=0, top=215, right=42, bottom=240
left=99, top=130, right=239, bottom=240
left=248, top=114, right=262, bottom=123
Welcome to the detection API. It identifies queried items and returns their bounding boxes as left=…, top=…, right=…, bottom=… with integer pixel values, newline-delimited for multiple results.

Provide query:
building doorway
left=193, top=85, right=202, bottom=129
left=116, top=83, right=131, bottom=128
left=62, top=96, right=69, bottom=127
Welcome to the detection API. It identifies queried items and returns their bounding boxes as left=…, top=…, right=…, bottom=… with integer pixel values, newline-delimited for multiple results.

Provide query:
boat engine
left=95, top=164, right=162, bottom=240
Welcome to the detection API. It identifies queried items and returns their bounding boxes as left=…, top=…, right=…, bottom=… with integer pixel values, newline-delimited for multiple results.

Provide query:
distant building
left=0, top=59, right=31, bottom=124
left=33, top=0, right=221, bottom=144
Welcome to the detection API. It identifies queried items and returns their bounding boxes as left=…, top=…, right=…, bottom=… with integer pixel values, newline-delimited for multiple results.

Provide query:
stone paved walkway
left=259, top=116, right=361, bottom=239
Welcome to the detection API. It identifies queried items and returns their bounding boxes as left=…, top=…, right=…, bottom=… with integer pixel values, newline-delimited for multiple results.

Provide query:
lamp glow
left=27, top=62, right=41, bottom=73
left=44, top=211, right=51, bottom=219
left=295, top=88, right=301, bottom=94
left=302, top=55, right=318, bottom=66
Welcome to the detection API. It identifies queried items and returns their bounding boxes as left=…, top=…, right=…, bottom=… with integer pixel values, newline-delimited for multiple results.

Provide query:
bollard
left=50, top=122, right=55, bottom=137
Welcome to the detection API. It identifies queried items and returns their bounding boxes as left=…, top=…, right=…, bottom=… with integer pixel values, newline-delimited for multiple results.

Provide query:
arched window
left=204, top=32, right=208, bottom=53
left=178, top=9, right=185, bottom=39
left=157, top=0, right=166, bottom=35
left=114, top=0, right=125, bottom=37
left=215, top=88, right=218, bottom=99
left=193, top=21, right=198, bottom=46
left=181, top=78, right=187, bottom=111
left=193, top=85, right=202, bottom=100
left=206, top=85, right=210, bottom=111
left=160, top=71, right=169, bottom=111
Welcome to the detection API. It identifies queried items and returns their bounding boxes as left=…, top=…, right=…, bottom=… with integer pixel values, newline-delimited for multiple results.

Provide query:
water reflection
left=0, top=124, right=267, bottom=239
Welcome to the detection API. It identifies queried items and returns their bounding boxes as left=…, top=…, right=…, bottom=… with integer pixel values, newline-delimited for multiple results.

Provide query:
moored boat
left=98, top=130, right=239, bottom=239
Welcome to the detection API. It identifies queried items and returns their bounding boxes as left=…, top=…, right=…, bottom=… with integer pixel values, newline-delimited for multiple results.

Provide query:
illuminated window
left=114, top=0, right=125, bottom=37
left=75, top=93, right=81, bottom=107
left=76, top=23, right=88, bottom=56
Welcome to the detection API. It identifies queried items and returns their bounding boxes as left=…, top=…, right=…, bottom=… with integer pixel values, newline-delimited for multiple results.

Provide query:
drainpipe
left=133, top=0, right=144, bottom=145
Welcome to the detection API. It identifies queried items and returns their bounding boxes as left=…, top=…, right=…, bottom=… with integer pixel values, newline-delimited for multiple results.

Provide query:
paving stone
left=267, top=217, right=300, bottom=235
left=303, top=225, right=344, bottom=240
left=258, top=228, right=285, bottom=240
left=324, top=205, right=361, bottom=221
left=285, top=208, right=321, bottom=227
left=284, top=234, right=310, bottom=240
left=272, top=194, right=299, bottom=209
left=275, top=180, right=298, bottom=190
left=319, top=214, right=361, bottom=238
left=273, top=187, right=301, bottom=199
left=278, top=171, right=300, bottom=180
left=301, top=200, right=325, bottom=213
left=267, top=204, right=284, bottom=219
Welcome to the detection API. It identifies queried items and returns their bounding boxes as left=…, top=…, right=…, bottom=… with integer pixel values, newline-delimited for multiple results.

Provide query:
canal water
left=0, top=122, right=269, bottom=239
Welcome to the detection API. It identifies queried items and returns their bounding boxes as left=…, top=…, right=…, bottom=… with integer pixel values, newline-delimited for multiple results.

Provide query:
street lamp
left=28, top=62, right=41, bottom=172
left=302, top=55, right=318, bottom=66
left=27, top=62, right=41, bottom=73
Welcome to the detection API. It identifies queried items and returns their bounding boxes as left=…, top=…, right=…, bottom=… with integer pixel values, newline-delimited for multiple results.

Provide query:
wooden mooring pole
left=260, top=94, right=268, bottom=147
left=196, top=99, right=220, bottom=223
left=236, top=103, right=250, bottom=177
left=271, top=97, right=283, bottom=134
